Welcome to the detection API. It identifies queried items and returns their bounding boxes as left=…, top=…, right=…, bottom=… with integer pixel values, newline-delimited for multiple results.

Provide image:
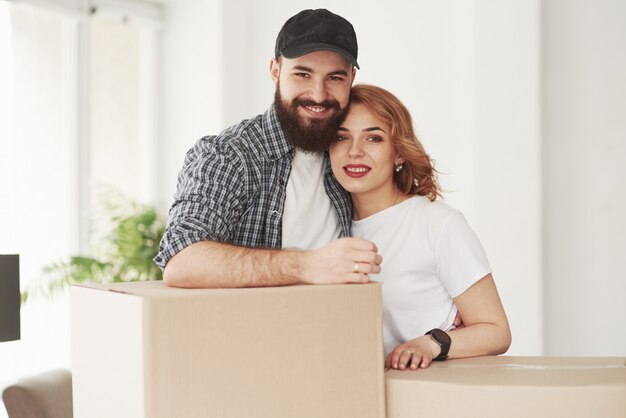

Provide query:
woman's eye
left=367, top=136, right=382, bottom=142
left=335, top=135, right=348, bottom=142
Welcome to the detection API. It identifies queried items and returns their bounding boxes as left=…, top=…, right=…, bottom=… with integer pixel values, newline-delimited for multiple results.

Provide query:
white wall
left=158, top=0, right=224, bottom=213
left=542, top=0, right=626, bottom=356
left=473, top=1, right=543, bottom=354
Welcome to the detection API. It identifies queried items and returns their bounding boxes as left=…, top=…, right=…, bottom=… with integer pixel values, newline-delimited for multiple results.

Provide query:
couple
left=155, top=9, right=511, bottom=370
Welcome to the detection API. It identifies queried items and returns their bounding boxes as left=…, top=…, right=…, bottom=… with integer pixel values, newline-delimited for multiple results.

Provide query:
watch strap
left=425, top=328, right=450, bottom=361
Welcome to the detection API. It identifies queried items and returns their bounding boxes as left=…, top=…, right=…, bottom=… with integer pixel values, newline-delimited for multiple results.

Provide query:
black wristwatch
left=425, top=328, right=451, bottom=361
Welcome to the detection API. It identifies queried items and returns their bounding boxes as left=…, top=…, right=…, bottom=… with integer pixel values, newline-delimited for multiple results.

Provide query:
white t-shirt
left=351, top=196, right=491, bottom=356
left=281, top=150, right=341, bottom=249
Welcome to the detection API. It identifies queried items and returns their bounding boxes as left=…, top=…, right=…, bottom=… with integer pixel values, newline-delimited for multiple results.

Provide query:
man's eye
left=329, top=76, right=344, bottom=81
left=335, top=135, right=348, bottom=142
left=295, top=72, right=310, bottom=78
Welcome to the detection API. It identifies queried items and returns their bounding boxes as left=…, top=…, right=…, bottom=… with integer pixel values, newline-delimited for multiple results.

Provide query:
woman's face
left=329, top=103, right=403, bottom=198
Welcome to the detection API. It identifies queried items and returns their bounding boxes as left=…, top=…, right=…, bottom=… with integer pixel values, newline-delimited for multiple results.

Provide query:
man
left=155, top=9, right=382, bottom=288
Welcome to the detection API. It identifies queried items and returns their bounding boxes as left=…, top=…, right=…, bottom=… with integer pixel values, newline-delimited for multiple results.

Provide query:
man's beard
left=273, top=87, right=346, bottom=153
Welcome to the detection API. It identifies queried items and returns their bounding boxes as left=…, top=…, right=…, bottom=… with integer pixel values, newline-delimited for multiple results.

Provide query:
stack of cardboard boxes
left=71, top=281, right=626, bottom=418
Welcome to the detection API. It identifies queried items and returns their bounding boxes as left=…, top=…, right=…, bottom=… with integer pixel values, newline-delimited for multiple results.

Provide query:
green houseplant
left=22, top=189, right=165, bottom=303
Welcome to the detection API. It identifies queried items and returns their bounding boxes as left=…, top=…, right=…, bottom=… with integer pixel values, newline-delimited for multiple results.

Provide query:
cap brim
left=280, top=42, right=360, bottom=69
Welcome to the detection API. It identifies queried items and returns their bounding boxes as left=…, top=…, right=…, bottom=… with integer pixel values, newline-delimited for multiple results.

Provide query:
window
left=0, top=2, right=76, bottom=390
left=0, top=0, right=161, bottom=399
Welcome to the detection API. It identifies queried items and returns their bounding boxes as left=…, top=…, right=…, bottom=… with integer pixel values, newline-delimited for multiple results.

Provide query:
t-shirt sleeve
left=435, top=211, right=492, bottom=298
left=154, top=138, right=246, bottom=270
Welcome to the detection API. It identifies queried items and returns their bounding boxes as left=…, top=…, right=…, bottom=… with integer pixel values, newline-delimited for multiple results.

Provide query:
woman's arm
left=385, top=273, right=511, bottom=370
left=446, top=273, right=511, bottom=358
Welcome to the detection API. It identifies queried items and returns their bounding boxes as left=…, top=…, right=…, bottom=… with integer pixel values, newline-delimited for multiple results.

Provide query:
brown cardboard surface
left=72, top=281, right=385, bottom=418
left=385, top=355, right=626, bottom=418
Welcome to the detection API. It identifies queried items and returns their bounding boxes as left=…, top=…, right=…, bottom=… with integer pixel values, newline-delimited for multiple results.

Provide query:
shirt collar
left=261, top=105, right=294, bottom=161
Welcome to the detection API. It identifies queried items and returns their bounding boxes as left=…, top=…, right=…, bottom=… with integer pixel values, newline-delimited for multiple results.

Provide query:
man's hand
left=300, top=237, right=382, bottom=285
left=385, top=336, right=441, bottom=371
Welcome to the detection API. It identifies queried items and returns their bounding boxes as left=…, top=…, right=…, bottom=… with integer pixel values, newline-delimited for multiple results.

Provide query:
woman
left=329, top=84, right=511, bottom=370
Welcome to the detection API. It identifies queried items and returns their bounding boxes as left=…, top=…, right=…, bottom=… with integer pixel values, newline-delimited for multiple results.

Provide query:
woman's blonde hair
left=348, top=84, right=441, bottom=201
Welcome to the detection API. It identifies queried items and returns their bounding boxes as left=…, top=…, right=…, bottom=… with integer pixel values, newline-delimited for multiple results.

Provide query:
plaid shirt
left=154, top=106, right=352, bottom=269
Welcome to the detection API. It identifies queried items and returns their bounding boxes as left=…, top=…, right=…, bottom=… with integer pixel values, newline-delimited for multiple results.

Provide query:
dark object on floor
left=0, top=254, right=20, bottom=342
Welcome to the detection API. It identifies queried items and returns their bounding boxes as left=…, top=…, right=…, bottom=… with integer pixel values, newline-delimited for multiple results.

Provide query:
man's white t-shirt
left=351, top=196, right=491, bottom=356
left=282, top=150, right=341, bottom=249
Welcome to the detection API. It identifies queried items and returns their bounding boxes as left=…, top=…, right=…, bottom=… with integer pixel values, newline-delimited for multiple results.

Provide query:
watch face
left=427, top=328, right=451, bottom=361
left=431, top=329, right=451, bottom=345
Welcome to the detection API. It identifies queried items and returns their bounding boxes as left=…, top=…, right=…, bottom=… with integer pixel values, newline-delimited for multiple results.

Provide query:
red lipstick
left=343, top=164, right=370, bottom=178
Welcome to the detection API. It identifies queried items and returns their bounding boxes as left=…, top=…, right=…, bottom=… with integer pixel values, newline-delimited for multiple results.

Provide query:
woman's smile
left=343, top=164, right=371, bottom=177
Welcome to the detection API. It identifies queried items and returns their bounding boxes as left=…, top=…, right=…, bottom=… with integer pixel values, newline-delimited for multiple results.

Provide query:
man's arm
left=163, top=237, right=382, bottom=288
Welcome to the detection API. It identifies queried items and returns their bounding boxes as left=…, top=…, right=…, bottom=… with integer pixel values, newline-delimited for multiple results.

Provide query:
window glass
left=0, top=3, right=149, bottom=398
left=0, top=1, right=74, bottom=389
left=90, top=14, right=141, bottom=202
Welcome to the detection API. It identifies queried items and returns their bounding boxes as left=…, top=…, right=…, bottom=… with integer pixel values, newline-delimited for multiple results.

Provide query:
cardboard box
left=71, top=281, right=385, bottom=418
left=385, top=355, right=626, bottom=418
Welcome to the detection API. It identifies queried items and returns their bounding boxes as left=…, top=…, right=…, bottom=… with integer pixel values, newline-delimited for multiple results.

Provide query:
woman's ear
left=395, top=156, right=406, bottom=166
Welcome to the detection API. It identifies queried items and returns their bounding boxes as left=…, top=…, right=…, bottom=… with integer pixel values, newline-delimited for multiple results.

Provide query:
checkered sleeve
left=154, top=137, right=247, bottom=269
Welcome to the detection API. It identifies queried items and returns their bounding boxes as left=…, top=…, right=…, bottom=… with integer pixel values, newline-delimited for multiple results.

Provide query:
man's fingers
left=350, top=261, right=381, bottom=275
left=347, top=273, right=370, bottom=283
left=343, top=237, right=378, bottom=252
left=350, top=250, right=383, bottom=265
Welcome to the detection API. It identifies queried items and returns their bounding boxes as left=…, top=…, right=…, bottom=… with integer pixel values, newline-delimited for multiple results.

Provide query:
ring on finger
left=353, top=263, right=360, bottom=273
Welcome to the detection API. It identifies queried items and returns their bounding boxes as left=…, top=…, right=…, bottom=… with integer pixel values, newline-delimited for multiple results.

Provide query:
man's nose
left=308, top=79, right=329, bottom=103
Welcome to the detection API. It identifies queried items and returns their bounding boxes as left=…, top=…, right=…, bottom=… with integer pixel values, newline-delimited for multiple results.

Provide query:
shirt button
left=279, top=179, right=285, bottom=185
left=270, top=210, right=280, bottom=217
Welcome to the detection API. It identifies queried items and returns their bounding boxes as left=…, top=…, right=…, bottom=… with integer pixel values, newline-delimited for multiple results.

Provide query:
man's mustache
left=293, top=98, right=340, bottom=111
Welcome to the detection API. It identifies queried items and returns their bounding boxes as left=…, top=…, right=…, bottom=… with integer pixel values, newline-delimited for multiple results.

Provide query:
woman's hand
left=385, top=274, right=511, bottom=372
left=385, top=335, right=442, bottom=371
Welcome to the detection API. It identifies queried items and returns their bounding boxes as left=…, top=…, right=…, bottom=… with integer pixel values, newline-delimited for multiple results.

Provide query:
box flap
left=72, top=280, right=382, bottom=299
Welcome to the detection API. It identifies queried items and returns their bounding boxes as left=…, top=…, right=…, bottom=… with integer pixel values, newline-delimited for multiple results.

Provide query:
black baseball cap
left=275, top=9, right=360, bottom=69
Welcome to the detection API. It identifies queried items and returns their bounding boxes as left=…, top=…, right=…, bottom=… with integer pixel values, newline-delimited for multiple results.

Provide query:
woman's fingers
left=390, top=348, right=414, bottom=369
left=409, top=354, right=421, bottom=370
left=386, top=339, right=435, bottom=371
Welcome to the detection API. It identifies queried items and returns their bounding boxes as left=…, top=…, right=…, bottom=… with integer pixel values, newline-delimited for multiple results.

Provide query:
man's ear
left=270, top=58, right=280, bottom=84
left=350, top=67, right=357, bottom=85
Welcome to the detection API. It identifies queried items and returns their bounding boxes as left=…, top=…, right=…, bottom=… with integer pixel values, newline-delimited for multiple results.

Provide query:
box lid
left=386, top=355, right=626, bottom=387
